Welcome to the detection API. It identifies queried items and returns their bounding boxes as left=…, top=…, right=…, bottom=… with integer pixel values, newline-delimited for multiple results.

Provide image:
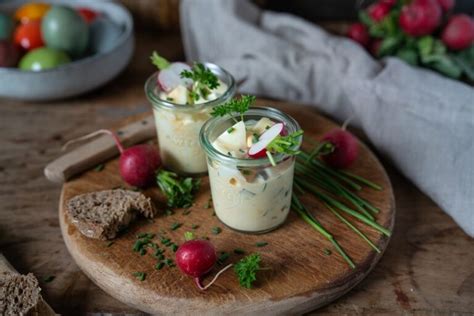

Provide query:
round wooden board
left=59, top=103, right=395, bottom=315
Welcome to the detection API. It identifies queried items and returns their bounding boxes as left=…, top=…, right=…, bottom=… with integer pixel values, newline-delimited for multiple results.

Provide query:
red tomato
left=77, top=8, right=99, bottom=23
left=14, top=20, right=44, bottom=51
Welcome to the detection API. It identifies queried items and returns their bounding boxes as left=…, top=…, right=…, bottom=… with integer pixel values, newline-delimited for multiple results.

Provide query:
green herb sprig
left=266, top=129, right=304, bottom=166
left=234, top=253, right=262, bottom=289
left=156, top=170, right=200, bottom=209
left=180, top=63, right=220, bottom=102
left=211, top=95, right=256, bottom=122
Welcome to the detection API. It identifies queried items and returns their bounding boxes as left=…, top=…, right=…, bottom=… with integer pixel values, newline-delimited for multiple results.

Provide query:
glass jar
left=145, top=63, right=236, bottom=175
left=200, top=107, right=302, bottom=234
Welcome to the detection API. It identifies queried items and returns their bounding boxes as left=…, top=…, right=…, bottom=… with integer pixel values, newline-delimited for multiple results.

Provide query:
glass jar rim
left=199, top=106, right=302, bottom=167
left=144, top=62, right=236, bottom=111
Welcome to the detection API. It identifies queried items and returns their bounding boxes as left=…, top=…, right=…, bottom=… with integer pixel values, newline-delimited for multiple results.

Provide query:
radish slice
left=259, top=123, right=284, bottom=140
left=248, top=123, right=283, bottom=158
left=157, top=62, right=192, bottom=92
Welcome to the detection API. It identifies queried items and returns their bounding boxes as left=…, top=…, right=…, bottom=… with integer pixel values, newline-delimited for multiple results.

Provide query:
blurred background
left=120, top=0, right=474, bottom=31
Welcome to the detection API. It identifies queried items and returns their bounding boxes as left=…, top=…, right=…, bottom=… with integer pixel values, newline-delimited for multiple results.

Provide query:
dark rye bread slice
left=0, top=272, right=40, bottom=316
left=66, top=189, right=156, bottom=240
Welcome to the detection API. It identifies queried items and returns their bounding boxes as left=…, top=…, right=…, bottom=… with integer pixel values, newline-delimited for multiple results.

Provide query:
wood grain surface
left=0, top=30, right=472, bottom=315
left=58, top=104, right=395, bottom=314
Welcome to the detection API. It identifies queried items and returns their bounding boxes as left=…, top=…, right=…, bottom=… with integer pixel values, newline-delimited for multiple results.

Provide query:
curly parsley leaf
left=211, top=95, right=256, bottom=121
left=180, top=63, right=220, bottom=103
left=150, top=51, right=170, bottom=70
left=234, top=253, right=261, bottom=289
left=156, top=170, right=200, bottom=208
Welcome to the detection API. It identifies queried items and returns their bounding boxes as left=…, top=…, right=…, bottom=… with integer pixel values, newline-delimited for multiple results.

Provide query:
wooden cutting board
left=59, top=103, right=395, bottom=315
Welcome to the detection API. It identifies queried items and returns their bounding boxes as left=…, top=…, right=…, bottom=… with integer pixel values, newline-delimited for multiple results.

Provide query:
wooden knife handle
left=44, top=115, right=156, bottom=184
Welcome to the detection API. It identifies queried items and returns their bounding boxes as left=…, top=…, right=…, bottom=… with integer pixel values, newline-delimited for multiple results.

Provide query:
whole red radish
left=347, top=23, right=370, bottom=48
left=441, top=14, right=474, bottom=50
left=119, top=144, right=161, bottom=188
left=399, top=0, right=441, bottom=36
left=321, top=129, right=359, bottom=169
left=63, top=129, right=161, bottom=188
left=436, top=0, right=455, bottom=12
left=176, top=240, right=217, bottom=278
left=367, top=2, right=392, bottom=22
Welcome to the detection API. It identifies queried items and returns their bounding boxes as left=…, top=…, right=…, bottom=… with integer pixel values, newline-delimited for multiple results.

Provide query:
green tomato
left=41, top=5, right=89, bottom=58
left=0, top=13, right=14, bottom=40
left=19, top=47, right=70, bottom=71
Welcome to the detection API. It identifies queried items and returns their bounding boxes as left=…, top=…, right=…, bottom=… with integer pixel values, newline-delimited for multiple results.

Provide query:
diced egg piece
left=214, top=120, right=247, bottom=154
left=167, top=85, right=188, bottom=104
left=253, top=117, right=275, bottom=135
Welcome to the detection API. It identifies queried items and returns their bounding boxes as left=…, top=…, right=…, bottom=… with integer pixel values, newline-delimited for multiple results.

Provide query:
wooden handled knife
left=44, top=115, right=156, bottom=183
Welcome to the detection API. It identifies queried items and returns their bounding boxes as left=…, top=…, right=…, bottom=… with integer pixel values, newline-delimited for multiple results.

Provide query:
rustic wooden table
left=0, top=30, right=472, bottom=315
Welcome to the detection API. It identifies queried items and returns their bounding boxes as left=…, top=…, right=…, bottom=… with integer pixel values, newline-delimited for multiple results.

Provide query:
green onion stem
left=266, top=151, right=276, bottom=167
left=292, top=195, right=355, bottom=269
left=325, top=203, right=381, bottom=253
left=309, top=157, right=363, bottom=191
left=340, top=170, right=383, bottom=191
left=295, top=169, right=375, bottom=221
left=296, top=179, right=391, bottom=237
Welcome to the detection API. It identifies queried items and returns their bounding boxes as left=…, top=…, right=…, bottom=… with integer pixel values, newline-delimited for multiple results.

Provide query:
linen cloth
left=180, top=0, right=474, bottom=237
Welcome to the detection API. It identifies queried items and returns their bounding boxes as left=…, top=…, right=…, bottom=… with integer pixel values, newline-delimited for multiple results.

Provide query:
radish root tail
left=194, top=264, right=234, bottom=291
left=341, top=115, right=355, bottom=131
left=62, top=129, right=125, bottom=154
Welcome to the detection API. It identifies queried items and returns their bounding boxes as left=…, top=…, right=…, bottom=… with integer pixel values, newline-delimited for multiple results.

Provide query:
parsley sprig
left=234, top=253, right=261, bottom=289
left=180, top=63, right=220, bottom=103
left=156, top=170, right=200, bottom=208
left=211, top=95, right=256, bottom=122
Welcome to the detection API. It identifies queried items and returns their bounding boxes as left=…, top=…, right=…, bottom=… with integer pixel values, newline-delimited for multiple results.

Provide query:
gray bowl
left=0, top=0, right=134, bottom=101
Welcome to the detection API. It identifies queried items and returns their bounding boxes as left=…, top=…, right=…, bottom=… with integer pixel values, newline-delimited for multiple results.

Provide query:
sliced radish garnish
left=157, top=62, right=192, bottom=92
left=259, top=123, right=284, bottom=140
left=248, top=123, right=283, bottom=158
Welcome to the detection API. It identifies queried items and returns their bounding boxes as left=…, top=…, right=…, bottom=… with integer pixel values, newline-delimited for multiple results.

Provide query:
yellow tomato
left=14, top=3, right=51, bottom=23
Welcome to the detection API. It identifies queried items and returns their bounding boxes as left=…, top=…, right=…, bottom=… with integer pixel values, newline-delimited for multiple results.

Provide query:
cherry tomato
left=14, top=2, right=51, bottom=24
left=14, top=20, right=44, bottom=51
left=77, top=8, right=99, bottom=23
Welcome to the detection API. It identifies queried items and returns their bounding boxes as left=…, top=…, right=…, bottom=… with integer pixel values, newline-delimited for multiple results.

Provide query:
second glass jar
left=145, top=63, right=236, bottom=175
left=200, top=107, right=302, bottom=234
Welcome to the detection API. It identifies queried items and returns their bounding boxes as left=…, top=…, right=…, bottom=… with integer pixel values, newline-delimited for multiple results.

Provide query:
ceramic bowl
left=0, top=0, right=134, bottom=101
